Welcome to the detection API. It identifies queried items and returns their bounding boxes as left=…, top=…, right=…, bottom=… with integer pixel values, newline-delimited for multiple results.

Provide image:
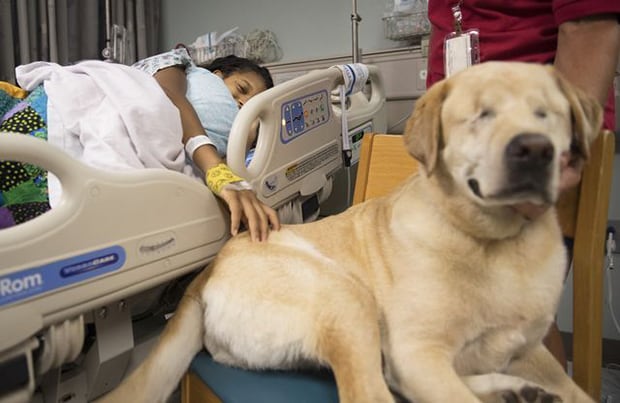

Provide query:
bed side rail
left=226, top=64, right=386, bottom=209
left=0, top=134, right=227, bottom=352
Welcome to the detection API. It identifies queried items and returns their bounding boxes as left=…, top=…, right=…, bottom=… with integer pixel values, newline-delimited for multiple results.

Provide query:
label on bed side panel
left=0, top=246, right=126, bottom=308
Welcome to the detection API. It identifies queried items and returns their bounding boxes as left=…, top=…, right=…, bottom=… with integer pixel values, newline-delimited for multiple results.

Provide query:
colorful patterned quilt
left=0, top=81, right=50, bottom=228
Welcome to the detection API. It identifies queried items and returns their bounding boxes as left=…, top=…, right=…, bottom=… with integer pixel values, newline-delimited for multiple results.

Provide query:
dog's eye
left=534, top=108, right=547, bottom=119
left=479, top=108, right=495, bottom=119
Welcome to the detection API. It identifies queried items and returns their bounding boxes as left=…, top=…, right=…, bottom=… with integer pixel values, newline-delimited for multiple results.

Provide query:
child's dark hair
left=199, top=55, right=274, bottom=89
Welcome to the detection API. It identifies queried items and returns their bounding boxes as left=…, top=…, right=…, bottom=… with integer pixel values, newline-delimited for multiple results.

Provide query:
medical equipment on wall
left=382, top=0, right=430, bottom=41
left=189, top=27, right=283, bottom=65
left=0, top=65, right=386, bottom=403
left=189, top=27, right=248, bottom=65
left=244, top=29, right=283, bottom=64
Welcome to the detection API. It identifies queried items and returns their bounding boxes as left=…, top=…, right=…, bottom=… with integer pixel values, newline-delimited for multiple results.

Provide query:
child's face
left=215, top=70, right=267, bottom=109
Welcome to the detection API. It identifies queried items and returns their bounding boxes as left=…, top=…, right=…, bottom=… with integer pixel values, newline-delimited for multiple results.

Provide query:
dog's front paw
left=465, top=374, right=562, bottom=403
left=500, top=386, right=561, bottom=403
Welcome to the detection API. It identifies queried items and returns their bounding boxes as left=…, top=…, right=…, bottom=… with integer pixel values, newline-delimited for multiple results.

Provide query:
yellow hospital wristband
left=205, top=163, right=245, bottom=195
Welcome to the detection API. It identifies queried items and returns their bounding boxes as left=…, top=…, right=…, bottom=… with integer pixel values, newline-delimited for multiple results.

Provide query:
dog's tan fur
left=100, top=62, right=603, bottom=403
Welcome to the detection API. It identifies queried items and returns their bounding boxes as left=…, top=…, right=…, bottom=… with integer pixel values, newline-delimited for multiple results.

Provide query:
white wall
left=160, top=0, right=407, bottom=62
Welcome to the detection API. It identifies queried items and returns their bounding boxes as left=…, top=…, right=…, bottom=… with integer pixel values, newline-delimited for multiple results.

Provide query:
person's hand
left=204, top=162, right=280, bottom=241
left=218, top=187, right=280, bottom=242
left=557, top=150, right=583, bottom=193
left=512, top=150, right=584, bottom=220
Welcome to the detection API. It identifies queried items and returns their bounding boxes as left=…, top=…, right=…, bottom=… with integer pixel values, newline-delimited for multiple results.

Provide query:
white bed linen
left=15, top=61, right=200, bottom=206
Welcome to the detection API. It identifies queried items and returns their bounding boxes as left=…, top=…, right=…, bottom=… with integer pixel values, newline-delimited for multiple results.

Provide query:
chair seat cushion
left=190, top=351, right=339, bottom=403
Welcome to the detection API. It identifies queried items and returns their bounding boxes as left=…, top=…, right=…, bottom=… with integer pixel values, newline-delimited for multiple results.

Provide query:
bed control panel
left=280, top=89, right=330, bottom=143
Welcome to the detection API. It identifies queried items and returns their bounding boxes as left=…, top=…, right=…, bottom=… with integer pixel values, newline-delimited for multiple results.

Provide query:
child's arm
left=154, top=66, right=280, bottom=241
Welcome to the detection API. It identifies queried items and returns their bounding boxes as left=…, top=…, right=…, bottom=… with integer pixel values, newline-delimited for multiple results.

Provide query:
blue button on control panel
left=280, top=90, right=330, bottom=143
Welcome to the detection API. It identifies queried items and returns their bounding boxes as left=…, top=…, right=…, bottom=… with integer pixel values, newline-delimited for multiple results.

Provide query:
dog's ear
left=551, top=67, right=603, bottom=161
left=403, top=78, right=448, bottom=175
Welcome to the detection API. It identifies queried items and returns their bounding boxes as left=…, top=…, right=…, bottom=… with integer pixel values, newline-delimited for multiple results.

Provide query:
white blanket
left=16, top=61, right=200, bottom=206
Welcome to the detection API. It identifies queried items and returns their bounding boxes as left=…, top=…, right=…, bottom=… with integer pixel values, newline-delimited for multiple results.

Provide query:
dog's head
left=404, top=62, right=602, bottom=212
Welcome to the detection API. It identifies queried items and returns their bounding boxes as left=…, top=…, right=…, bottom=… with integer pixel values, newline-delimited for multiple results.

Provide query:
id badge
left=444, top=29, right=480, bottom=77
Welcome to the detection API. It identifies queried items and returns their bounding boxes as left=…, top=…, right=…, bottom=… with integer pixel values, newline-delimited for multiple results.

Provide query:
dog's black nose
left=505, top=133, right=554, bottom=168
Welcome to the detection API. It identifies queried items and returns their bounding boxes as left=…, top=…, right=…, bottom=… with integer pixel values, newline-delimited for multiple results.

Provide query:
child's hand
left=219, top=187, right=280, bottom=242
left=205, top=163, right=280, bottom=241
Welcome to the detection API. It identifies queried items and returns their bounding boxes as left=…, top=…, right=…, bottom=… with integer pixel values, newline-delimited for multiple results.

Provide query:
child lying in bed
left=134, top=48, right=280, bottom=242
left=0, top=50, right=280, bottom=241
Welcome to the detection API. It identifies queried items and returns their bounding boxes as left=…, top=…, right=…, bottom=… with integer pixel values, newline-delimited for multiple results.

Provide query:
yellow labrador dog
left=100, top=61, right=602, bottom=403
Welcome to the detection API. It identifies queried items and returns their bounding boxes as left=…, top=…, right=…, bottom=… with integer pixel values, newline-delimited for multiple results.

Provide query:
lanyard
left=451, top=0, right=464, bottom=35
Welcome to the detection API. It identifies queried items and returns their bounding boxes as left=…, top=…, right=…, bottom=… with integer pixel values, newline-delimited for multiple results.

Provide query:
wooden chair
left=182, top=130, right=614, bottom=402
left=353, top=132, right=615, bottom=401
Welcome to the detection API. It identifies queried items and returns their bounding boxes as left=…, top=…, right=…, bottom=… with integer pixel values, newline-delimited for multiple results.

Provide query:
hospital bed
left=0, top=64, right=386, bottom=403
